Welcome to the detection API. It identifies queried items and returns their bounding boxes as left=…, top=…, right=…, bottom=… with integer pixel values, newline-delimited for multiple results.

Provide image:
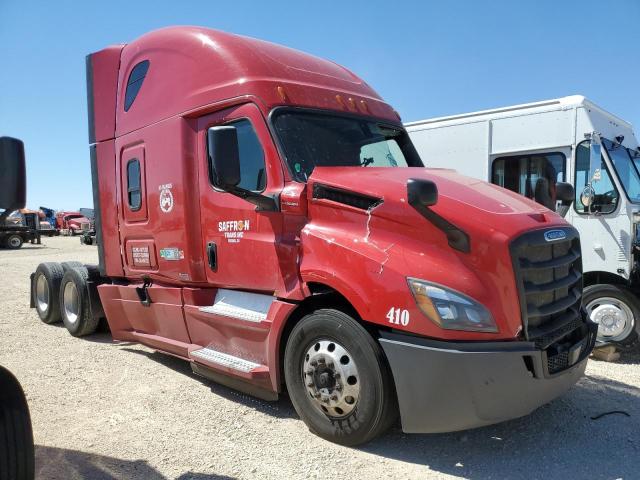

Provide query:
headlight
left=407, top=278, right=497, bottom=332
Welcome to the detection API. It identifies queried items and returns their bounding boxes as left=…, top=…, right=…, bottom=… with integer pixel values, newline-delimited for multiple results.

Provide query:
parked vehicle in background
left=0, top=136, right=35, bottom=480
left=406, top=95, right=640, bottom=348
left=55, top=211, right=91, bottom=236
left=31, top=28, right=595, bottom=445
left=39, top=206, right=57, bottom=229
left=0, top=210, right=43, bottom=248
left=78, top=208, right=97, bottom=245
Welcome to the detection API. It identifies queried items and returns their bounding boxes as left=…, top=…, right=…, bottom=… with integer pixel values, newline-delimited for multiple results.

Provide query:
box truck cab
left=31, top=29, right=595, bottom=445
left=407, top=95, right=640, bottom=348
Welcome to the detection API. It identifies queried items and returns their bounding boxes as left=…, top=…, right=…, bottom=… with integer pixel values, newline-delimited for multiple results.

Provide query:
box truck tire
left=0, top=366, right=34, bottom=480
left=584, top=284, right=639, bottom=348
left=59, top=267, right=99, bottom=337
left=284, top=309, right=398, bottom=446
left=33, top=262, right=64, bottom=324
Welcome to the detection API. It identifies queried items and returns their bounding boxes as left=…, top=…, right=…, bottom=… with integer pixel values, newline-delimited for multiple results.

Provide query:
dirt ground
left=0, top=236, right=638, bottom=480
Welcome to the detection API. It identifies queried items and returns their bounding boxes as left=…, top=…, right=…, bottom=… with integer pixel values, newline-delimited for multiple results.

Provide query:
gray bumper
left=380, top=330, right=593, bottom=433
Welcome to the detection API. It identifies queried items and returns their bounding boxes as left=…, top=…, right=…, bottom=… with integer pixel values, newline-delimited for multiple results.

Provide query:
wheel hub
left=303, top=339, right=360, bottom=418
left=587, top=296, right=634, bottom=341
left=35, top=274, right=49, bottom=313
left=63, top=281, right=80, bottom=324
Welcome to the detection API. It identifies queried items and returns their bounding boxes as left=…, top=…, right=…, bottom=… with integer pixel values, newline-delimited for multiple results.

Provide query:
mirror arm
left=227, top=185, right=279, bottom=212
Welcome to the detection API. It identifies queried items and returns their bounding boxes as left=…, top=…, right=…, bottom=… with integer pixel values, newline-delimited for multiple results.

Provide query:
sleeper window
left=124, top=60, right=150, bottom=111
left=127, top=159, right=141, bottom=211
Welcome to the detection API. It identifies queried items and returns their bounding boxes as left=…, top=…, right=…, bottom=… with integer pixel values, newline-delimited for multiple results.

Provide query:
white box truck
left=406, top=95, right=640, bottom=348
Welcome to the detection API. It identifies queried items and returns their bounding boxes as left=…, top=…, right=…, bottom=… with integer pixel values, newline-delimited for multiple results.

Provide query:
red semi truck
left=31, top=27, right=596, bottom=445
left=55, top=211, right=91, bottom=236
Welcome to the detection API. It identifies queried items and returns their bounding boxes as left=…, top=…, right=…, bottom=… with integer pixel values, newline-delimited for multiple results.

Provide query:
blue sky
left=1, top=0, right=638, bottom=210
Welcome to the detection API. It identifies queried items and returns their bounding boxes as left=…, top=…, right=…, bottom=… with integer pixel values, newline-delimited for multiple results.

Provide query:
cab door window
left=491, top=153, right=565, bottom=210
left=574, top=141, right=619, bottom=214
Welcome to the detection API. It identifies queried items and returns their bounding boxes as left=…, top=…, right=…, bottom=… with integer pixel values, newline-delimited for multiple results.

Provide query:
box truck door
left=197, top=104, right=284, bottom=292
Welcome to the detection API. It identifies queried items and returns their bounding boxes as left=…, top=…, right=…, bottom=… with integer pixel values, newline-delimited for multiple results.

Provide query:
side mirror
left=407, top=178, right=438, bottom=207
left=556, top=182, right=574, bottom=203
left=207, top=126, right=240, bottom=189
left=0, top=137, right=26, bottom=212
left=555, top=182, right=574, bottom=218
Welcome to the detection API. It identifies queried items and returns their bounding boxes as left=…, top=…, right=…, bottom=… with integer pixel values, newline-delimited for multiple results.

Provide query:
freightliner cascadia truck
left=406, top=96, right=640, bottom=349
left=30, top=27, right=596, bottom=445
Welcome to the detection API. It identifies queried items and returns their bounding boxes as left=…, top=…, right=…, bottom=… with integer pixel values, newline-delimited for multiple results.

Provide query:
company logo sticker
left=544, top=229, right=567, bottom=242
left=218, top=220, right=250, bottom=244
left=159, top=183, right=174, bottom=213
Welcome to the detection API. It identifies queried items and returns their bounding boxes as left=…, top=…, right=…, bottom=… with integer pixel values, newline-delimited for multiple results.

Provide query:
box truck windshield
left=272, top=109, right=422, bottom=181
left=602, top=138, right=640, bottom=203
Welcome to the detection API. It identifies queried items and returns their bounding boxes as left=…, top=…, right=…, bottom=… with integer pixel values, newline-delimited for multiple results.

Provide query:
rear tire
left=284, top=309, right=397, bottom=446
left=60, top=261, right=84, bottom=273
left=33, top=262, right=64, bottom=324
left=5, top=234, right=23, bottom=249
left=59, top=267, right=99, bottom=337
left=584, top=284, right=639, bottom=348
left=0, top=367, right=34, bottom=480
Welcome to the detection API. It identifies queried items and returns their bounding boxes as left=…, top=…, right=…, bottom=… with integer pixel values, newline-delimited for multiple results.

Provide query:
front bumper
left=379, top=322, right=596, bottom=433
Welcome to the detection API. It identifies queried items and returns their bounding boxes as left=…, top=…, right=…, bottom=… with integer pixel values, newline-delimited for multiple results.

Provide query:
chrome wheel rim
left=302, top=339, right=360, bottom=418
left=63, top=281, right=80, bottom=324
left=35, top=274, right=49, bottom=313
left=586, top=296, right=635, bottom=343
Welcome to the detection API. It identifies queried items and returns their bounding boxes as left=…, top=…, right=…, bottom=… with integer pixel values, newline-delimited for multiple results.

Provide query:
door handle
left=207, top=242, right=217, bottom=271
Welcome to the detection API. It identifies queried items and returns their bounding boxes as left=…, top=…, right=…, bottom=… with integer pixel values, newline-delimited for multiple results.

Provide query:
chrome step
left=191, top=347, right=259, bottom=373
left=198, top=289, right=273, bottom=323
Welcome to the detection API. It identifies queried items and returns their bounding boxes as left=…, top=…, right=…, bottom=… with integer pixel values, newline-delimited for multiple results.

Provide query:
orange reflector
left=348, top=97, right=356, bottom=110
left=277, top=86, right=287, bottom=102
left=359, top=100, right=369, bottom=113
left=335, top=95, right=345, bottom=108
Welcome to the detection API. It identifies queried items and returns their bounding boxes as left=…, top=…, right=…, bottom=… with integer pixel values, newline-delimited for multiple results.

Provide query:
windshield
left=271, top=109, right=423, bottom=182
left=602, top=138, right=640, bottom=203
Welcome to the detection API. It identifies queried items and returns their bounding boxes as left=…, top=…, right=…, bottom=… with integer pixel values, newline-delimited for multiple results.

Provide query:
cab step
left=189, top=347, right=276, bottom=401
left=191, top=347, right=260, bottom=373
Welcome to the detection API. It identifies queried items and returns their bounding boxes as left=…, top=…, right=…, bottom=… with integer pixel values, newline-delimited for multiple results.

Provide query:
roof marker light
left=335, top=95, right=345, bottom=108
left=359, top=100, right=369, bottom=113
left=348, top=97, right=356, bottom=110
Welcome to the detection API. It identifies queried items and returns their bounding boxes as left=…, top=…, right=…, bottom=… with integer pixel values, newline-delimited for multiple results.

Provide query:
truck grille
left=510, top=227, right=583, bottom=349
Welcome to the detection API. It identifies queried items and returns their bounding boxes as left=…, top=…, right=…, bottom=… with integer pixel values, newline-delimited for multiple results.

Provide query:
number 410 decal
left=386, top=307, right=410, bottom=326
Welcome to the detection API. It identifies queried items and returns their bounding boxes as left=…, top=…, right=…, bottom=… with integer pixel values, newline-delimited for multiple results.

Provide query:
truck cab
left=32, top=29, right=595, bottom=445
left=407, top=96, right=640, bottom=348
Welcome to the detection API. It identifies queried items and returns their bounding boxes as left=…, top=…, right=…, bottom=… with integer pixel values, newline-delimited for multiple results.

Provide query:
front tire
left=284, top=309, right=397, bottom=446
left=584, top=284, right=639, bottom=348
left=6, top=234, right=23, bottom=249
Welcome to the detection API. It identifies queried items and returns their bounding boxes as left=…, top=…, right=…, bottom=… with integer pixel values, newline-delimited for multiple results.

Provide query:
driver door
left=196, top=103, right=285, bottom=292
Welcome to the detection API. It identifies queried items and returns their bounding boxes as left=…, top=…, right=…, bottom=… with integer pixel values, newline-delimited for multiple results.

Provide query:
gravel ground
left=0, top=236, right=639, bottom=480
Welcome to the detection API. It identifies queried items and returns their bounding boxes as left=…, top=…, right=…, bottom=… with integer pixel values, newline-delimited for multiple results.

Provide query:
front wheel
left=6, top=234, right=23, bottom=249
left=584, top=284, right=639, bottom=348
left=284, top=309, right=397, bottom=446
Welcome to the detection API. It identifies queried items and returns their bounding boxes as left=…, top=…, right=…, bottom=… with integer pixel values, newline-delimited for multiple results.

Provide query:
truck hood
left=307, top=166, right=558, bottom=239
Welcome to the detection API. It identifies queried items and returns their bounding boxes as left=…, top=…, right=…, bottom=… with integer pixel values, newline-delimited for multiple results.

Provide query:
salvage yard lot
left=1, top=236, right=639, bottom=480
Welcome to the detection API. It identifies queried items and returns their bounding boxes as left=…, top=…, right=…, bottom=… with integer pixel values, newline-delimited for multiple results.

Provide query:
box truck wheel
left=59, top=267, right=99, bottom=337
left=33, top=262, right=64, bottom=324
left=284, top=309, right=397, bottom=446
left=5, top=234, right=23, bottom=249
left=0, top=366, right=34, bottom=480
left=584, top=284, right=639, bottom=348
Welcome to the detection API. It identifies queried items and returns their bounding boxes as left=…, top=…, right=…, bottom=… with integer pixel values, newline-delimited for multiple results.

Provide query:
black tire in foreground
left=284, top=309, right=398, bottom=446
left=0, top=367, right=34, bottom=480
left=33, top=262, right=64, bottom=324
left=59, top=267, right=100, bottom=337
left=584, top=284, right=639, bottom=349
